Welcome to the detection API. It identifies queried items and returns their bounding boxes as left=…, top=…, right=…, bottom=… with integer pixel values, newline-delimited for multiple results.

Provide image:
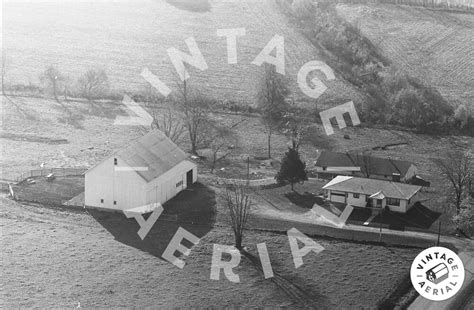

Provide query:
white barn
left=84, top=130, right=197, bottom=211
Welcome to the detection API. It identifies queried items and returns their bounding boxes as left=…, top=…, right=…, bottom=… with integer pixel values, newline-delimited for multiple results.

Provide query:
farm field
left=2, top=0, right=362, bottom=106
left=1, top=194, right=421, bottom=308
left=336, top=3, right=474, bottom=108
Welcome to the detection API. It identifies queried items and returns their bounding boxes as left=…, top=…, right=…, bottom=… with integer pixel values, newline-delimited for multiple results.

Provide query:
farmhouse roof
left=115, top=130, right=187, bottom=182
left=316, top=151, right=414, bottom=176
left=322, top=176, right=421, bottom=200
left=408, top=175, right=431, bottom=187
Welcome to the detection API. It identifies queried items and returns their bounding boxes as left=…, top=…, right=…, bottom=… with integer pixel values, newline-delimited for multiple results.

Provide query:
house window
left=176, top=180, right=183, bottom=188
left=353, top=193, right=359, bottom=198
left=114, top=201, right=117, bottom=205
left=114, top=158, right=117, bottom=165
left=100, top=199, right=104, bottom=203
left=387, top=198, right=400, bottom=206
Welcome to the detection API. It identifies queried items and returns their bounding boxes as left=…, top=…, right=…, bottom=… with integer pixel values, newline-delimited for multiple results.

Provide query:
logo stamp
left=410, top=247, right=465, bottom=301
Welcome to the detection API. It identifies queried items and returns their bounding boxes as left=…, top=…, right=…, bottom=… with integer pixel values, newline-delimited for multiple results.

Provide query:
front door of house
left=376, top=199, right=382, bottom=208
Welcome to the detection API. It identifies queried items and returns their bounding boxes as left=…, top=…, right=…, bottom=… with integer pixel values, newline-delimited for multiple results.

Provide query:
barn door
left=186, top=169, right=193, bottom=186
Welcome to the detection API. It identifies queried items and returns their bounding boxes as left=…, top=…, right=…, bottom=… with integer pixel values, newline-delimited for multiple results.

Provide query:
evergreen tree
left=276, top=143, right=308, bottom=191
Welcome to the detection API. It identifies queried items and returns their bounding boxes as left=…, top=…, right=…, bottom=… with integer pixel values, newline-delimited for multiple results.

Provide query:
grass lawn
left=237, top=230, right=420, bottom=309
left=1, top=189, right=421, bottom=308
left=12, top=176, right=84, bottom=206
left=249, top=179, right=328, bottom=212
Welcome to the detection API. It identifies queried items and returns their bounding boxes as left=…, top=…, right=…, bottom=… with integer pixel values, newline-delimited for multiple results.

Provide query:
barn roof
left=115, top=130, right=187, bottom=182
left=316, top=151, right=414, bottom=177
left=322, top=176, right=421, bottom=200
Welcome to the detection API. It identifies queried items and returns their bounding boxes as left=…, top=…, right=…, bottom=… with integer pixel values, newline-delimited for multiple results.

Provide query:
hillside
left=336, top=3, right=474, bottom=108
left=2, top=0, right=363, bottom=106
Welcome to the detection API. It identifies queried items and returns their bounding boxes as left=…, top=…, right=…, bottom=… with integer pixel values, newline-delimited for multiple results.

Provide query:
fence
left=0, top=183, right=10, bottom=192
left=198, top=175, right=278, bottom=188
left=16, top=167, right=88, bottom=183
left=337, top=0, right=474, bottom=10
left=378, top=0, right=474, bottom=9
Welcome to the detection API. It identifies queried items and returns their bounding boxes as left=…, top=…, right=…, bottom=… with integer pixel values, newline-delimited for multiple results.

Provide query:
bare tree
left=157, top=106, right=186, bottom=143
left=173, top=77, right=212, bottom=155
left=257, top=65, right=290, bottom=158
left=355, top=151, right=372, bottom=178
left=41, top=66, right=64, bottom=102
left=207, top=125, right=238, bottom=173
left=224, top=184, right=251, bottom=250
left=434, top=150, right=473, bottom=215
left=281, top=107, right=313, bottom=151
left=143, top=86, right=185, bottom=143
left=78, top=69, right=109, bottom=100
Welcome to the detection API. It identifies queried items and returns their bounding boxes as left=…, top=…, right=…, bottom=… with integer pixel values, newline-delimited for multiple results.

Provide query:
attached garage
left=329, top=191, right=347, bottom=204
left=84, top=130, right=197, bottom=211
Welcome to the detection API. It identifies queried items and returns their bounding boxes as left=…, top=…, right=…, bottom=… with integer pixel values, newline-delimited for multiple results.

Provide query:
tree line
left=40, top=66, right=110, bottom=102
left=277, top=0, right=474, bottom=136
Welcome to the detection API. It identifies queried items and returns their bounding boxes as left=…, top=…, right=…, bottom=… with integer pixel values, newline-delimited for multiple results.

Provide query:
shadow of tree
left=51, top=99, right=86, bottom=129
left=285, top=191, right=319, bottom=209
left=57, top=114, right=85, bottom=130
left=242, top=250, right=331, bottom=308
left=89, top=183, right=216, bottom=260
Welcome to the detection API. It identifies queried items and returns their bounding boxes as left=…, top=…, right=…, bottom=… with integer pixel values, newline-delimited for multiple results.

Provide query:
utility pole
left=379, top=208, right=383, bottom=243
left=436, top=219, right=441, bottom=246
left=246, top=156, right=250, bottom=187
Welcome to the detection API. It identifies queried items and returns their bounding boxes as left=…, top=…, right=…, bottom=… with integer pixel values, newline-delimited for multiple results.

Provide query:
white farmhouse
left=322, top=176, right=422, bottom=213
left=84, top=130, right=197, bottom=211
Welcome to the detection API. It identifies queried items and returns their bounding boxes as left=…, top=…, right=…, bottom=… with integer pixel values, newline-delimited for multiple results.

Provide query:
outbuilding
left=315, top=151, right=418, bottom=183
left=84, top=130, right=197, bottom=211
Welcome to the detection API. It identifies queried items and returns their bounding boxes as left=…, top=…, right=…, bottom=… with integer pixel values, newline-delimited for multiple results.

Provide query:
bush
left=452, top=201, right=474, bottom=236
left=77, top=69, right=109, bottom=100
left=7, top=83, right=43, bottom=95
left=381, top=71, right=453, bottom=133
left=453, top=104, right=474, bottom=136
